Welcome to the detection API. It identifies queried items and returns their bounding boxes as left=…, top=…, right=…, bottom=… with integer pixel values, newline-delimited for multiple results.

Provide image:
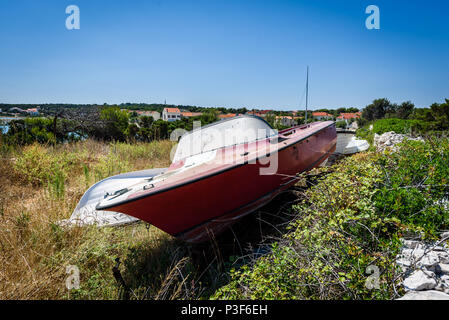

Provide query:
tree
left=100, top=107, right=130, bottom=141
left=362, top=98, right=392, bottom=121
left=396, top=101, right=415, bottom=119
left=429, top=99, right=449, bottom=130
left=139, top=116, right=153, bottom=128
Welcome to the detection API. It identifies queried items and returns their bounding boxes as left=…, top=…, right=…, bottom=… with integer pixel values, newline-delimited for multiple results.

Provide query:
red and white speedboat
left=96, top=116, right=336, bottom=243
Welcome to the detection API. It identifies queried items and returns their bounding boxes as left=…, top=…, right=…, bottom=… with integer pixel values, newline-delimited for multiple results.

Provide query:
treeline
left=0, top=106, right=221, bottom=146
left=358, top=98, right=449, bottom=133
left=312, top=107, right=360, bottom=117
left=0, top=103, right=248, bottom=115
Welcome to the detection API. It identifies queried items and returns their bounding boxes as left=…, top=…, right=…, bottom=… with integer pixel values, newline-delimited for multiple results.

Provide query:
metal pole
left=305, top=66, right=309, bottom=123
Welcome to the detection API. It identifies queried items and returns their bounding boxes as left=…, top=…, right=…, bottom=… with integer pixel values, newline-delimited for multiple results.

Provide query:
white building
left=149, top=111, right=160, bottom=121
left=275, top=116, right=295, bottom=127
left=162, top=108, right=181, bottom=122
left=25, top=108, right=39, bottom=116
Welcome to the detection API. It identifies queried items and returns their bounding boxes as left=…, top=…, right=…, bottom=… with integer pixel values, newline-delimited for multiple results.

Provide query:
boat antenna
left=305, top=66, right=309, bottom=123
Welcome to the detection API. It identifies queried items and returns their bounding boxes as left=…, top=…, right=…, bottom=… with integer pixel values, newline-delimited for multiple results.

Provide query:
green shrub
left=374, top=139, right=449, bottom=237
left=372, top=118, right=419, bottom=135
left=13, top=143, right=77, bottom=187
left=213, top=154, right=401, bottom=300
left=213, top=137, right=449, bottom=299
left=356, top=118, right=425, bottom=144
left=336, top=121, right=347, bottom=129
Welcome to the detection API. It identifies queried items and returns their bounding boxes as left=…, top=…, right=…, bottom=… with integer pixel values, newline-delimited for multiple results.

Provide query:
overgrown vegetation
left=213, top=138, right=449, bottom=299
left=1, top=106, right=222, bottom=146
left=357, top=98, right=449, bottom=137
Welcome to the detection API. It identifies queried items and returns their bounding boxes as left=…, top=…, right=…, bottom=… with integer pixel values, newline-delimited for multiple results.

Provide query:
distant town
left=0, top=103, right=361, bottom=130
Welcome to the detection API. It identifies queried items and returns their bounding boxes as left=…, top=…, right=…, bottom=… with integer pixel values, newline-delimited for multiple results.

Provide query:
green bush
left=372, top=118, right=421, bottom=135
left=374, top=139, right=449, bottom=237
left=213, top=137, right=449, bottom=300
left=356, top=118, right=427, bottom=144
left=336, top=121, right=347, bottom=129
left=213, top=154, right=401, bottom=300
left=13, top=143, right=75, bottom=186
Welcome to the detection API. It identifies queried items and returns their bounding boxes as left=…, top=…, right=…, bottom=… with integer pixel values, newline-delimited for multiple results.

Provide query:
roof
left=164, top=107, right=181, bottom=114
left=218, top=113, right=237, bottom=119
left=338, top=112, right=361, bottom=119
left=130, top=110, right=159, bottom=116
left=181, top=112, right=203, bottom=117
left=312, top=112, right=332, bottom=117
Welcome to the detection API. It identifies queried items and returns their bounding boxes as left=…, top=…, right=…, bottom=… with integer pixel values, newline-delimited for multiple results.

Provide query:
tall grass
left=0, top=139, right=182, bottom=299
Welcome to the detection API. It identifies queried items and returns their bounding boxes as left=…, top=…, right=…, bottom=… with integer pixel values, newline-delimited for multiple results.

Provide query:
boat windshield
left=173, top=116, right=277, bottom=162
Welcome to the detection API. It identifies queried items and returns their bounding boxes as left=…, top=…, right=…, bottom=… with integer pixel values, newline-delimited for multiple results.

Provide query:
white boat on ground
left=59, top=168, right=167, bottom=227
left=335, top=130, right=369, bottom=155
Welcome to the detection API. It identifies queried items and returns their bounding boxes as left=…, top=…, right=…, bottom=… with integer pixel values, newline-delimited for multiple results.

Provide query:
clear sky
left=0, top=0, right=448, bottom=110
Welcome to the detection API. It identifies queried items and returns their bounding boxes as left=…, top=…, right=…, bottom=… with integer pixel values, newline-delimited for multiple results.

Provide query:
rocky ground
left=396, top=233, right=449, bottom=300
left=374, top=131, right=424, bottom=152
left=373, top=132, right=449, bottom=300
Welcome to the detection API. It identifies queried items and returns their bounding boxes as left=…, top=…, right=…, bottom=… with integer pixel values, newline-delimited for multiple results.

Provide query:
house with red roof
left=312, top=112, right=333, bottom=121
left=275, top=115, right=295, bottom=127
left=336, top=112, right=362, bottom=128
left=259, top=110, right=272, bottom=117
left=162, top=107, right=181, bottom=122
left=336, top=112, right=361, bottom=122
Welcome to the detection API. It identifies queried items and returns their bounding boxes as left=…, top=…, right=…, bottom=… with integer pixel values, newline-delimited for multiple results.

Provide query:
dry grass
left=0, top=138, right=297, bottom=300
left=0, top=139, right=189, bottom=300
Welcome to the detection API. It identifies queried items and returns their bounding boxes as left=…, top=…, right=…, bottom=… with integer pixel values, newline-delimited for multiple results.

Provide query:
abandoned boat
left=91, top=116, right=337, bottom=243
left=335, top=130, right=370, bottom=155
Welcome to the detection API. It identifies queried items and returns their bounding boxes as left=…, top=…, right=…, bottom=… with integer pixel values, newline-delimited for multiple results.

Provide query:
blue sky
left=0, top=0, right=448, bottom=110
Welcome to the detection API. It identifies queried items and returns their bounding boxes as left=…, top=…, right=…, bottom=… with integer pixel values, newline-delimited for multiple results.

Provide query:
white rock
left=374, top=132, right=423, bottom=152
left=441, top=231, right=449, bottom=240
left=417, top=253, right=440, bottom=270
left=400, top=248, right=425, bottom=261
left=396, top=258, right=412, bottom=268
left=397, top=290, right=449, bottom=300
left=403, top=270, right=437, bottom=291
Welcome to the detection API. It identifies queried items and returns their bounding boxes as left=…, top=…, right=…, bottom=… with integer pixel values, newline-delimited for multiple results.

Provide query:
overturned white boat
left=60, top=168, right=167, bottom=227
left=335, top=130, right=369, bottom=155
